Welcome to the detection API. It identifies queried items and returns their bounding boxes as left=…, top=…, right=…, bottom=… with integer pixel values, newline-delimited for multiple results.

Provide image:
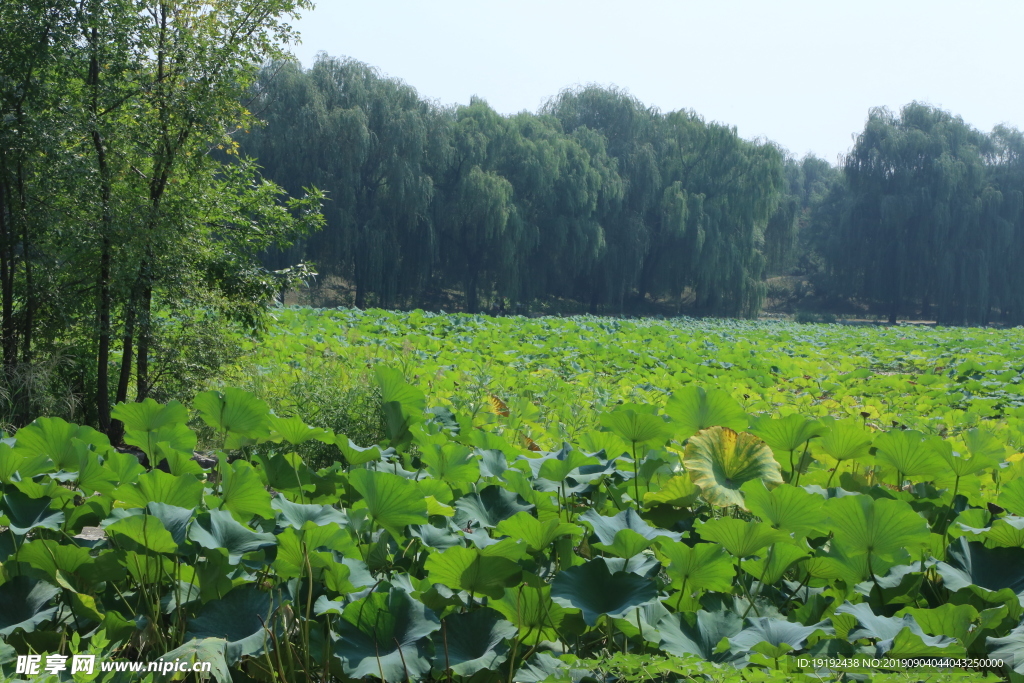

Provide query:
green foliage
left=5, top=316, right=1024, bottom=682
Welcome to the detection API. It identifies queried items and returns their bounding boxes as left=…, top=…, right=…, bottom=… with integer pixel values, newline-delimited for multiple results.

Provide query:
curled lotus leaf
left=683, top=427, right=783, bottom=508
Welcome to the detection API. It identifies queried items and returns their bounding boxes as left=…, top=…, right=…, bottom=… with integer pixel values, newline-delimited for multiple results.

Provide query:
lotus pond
left=4, top=308, right=1024, bottom=682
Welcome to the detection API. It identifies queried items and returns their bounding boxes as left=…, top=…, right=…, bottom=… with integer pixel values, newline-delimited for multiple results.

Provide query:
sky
left=289, top=0, right=1024, bottom=165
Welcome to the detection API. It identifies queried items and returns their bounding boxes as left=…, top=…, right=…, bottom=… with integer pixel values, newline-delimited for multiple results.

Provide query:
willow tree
left=839, top=104, right=990, bottom=323
left=245, top=56, right=437, bottom=308
left=544, top=86, right=660, bottom=313
left=430, top=98, right=522, bottom=313
left=651, top=112, right=787, bottom=316
left=983, top=126, right=1024, bottom=324
left=492, top=113, right=620, bottom=306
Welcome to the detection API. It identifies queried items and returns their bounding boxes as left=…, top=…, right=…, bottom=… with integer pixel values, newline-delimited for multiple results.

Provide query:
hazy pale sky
left=290, top=0, right=1024, bottom=164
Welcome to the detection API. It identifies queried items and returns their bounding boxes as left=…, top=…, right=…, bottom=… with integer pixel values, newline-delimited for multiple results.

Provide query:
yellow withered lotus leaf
left=683, top=426, right=783, bottom=508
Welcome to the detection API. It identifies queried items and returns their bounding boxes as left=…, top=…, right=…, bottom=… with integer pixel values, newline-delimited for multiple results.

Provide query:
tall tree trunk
left=109, top=300, right=136, bottom=443
left=19, top=162, right=32, bottom=364
left=0, top=178, right=14, bottom=371
left=97, top=236, right=112, bottom=431
left=90, top=25, right=113, bottom=430
left=136, top=285, right=151, bottom=401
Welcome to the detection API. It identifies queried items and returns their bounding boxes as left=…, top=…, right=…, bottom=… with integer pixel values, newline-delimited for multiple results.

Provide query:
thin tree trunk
left=0, top=178, right=14, bottom=370
left=109, top=300, right=136, bottom=443
left=135, top=285, right=151, bottom=401
left=97, top=236, right=112, bottom=430
left=18, top=162, right=32, bottom=364
left=89, top=24, right=113, bottom=430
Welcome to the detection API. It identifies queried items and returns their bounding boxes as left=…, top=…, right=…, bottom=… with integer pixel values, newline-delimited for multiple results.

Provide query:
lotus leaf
left=684, top=426, right=782, bottom=508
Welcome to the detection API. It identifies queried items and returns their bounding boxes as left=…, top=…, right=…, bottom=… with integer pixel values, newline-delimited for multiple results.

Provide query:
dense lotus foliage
left=4, top=308, right=1024, bottom=681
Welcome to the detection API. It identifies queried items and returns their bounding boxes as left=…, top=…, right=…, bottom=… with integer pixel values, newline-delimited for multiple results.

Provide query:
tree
left=0, top=0, right=323, bottom=433
left=838, top=104, right=990, bottom=324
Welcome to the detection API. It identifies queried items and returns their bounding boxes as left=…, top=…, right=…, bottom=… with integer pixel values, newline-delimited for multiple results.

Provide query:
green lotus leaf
left=683, top=426, right=782, bottom=508
left=897, top=604, right=979, bottom=644
left=730, top=617, right=828, bottom=658
left=193, top=388, right=271, bottom=440
left=336, top=438, right=386, bottom=466
left=272, top=527, right=354, bottom=591
left=188, top=509, right=277, bottom=564
left=153, top=442, right=204, bottom=476
left=76, top=451, right=119, bottom=496
left=125, top=423, right=197, bottom=462
left=494, top=511, right=580, bottom=553
left=826, top=494, right=930, bottom=562
left=254, top=450, right=317, bottom=496
left=961, top=427, right=1006, bottom=462
left=936, top=537, right=1024, bottom=595
left=979, top=516, right=1024, bottom=548
left=612, top=600, right=670, bottom=643
left=593, top=529, right=656, bottom=558
left=433, top=608, right=516, bottom=676
left=514, top=653, right=569, bottom=683
left=13, top=417, right=110, bottom=470
left=696, top=518, right=786, bottom=558
left=267, top=414, right=333, bottom=445
left=834, top=602, right=957, bottom=654
left=348, top=468, right=428, bottom=537
left=146, top=502, right=194, bottom=545
left=157, top=639, right=231, bottom=683
left=599, top=407, right=672, bottom=448
left=0, top=442, right=51, bottom=484
left=17, top=539, right=93, bottom=579
left=577, top=430, right=630, bottom=459
left=271, top=496, right=347, bottom=530
left=375, top=366, right=425, bottom=449
left=113, top=469, right=204, bottom=509
left=103, top=448, right=145, bottom=486
left=998, top=478, right=1024, bottom=517
left=551, top=557, right=658, bottom=626
left=656, top=609, right=745, bottom=665
left=665, top=386, right=748, bottom=441
left=454, top=484, right=533, bottom=528
left=643, top=475, right=700, bottom=508
left=804, top=543, right=903, bottom=584
left=741, top=542, right=809, bottom=585
left=187, top=585, right=281, bottom=664
left=1, top=491, right=64, bottom=535
left=112, top=398, right=188, bottom=432
left=988, top=622, right=1024, bottom=674
left=0, top=576, right=60, bottom=636
left=106, top=514, right=178, bottom=554
left=741, top=481, right=825, bottom=538
left=579, top=508, right=682, bottom=546
left=477, top=448, right=509, bottom=478
left=873, top=429, right=945, bottom=479
left=749, top=413, right=822, bottom=454
left=219, top=459, right=274, bottom=521
left=490, top=583, right=566, bottom=645
left=420, top=442, right=479, bottom=485
left=815, top=417, right=873, bottom=461
left=334, top=587, right=439, bottom=683
left=535, top=446, right=600, bottom=483
left=376, top=365, right=426, bottom=410
left=425, top=546, right=522, bottom=599
left=656, top=541, right=736, bottom=593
